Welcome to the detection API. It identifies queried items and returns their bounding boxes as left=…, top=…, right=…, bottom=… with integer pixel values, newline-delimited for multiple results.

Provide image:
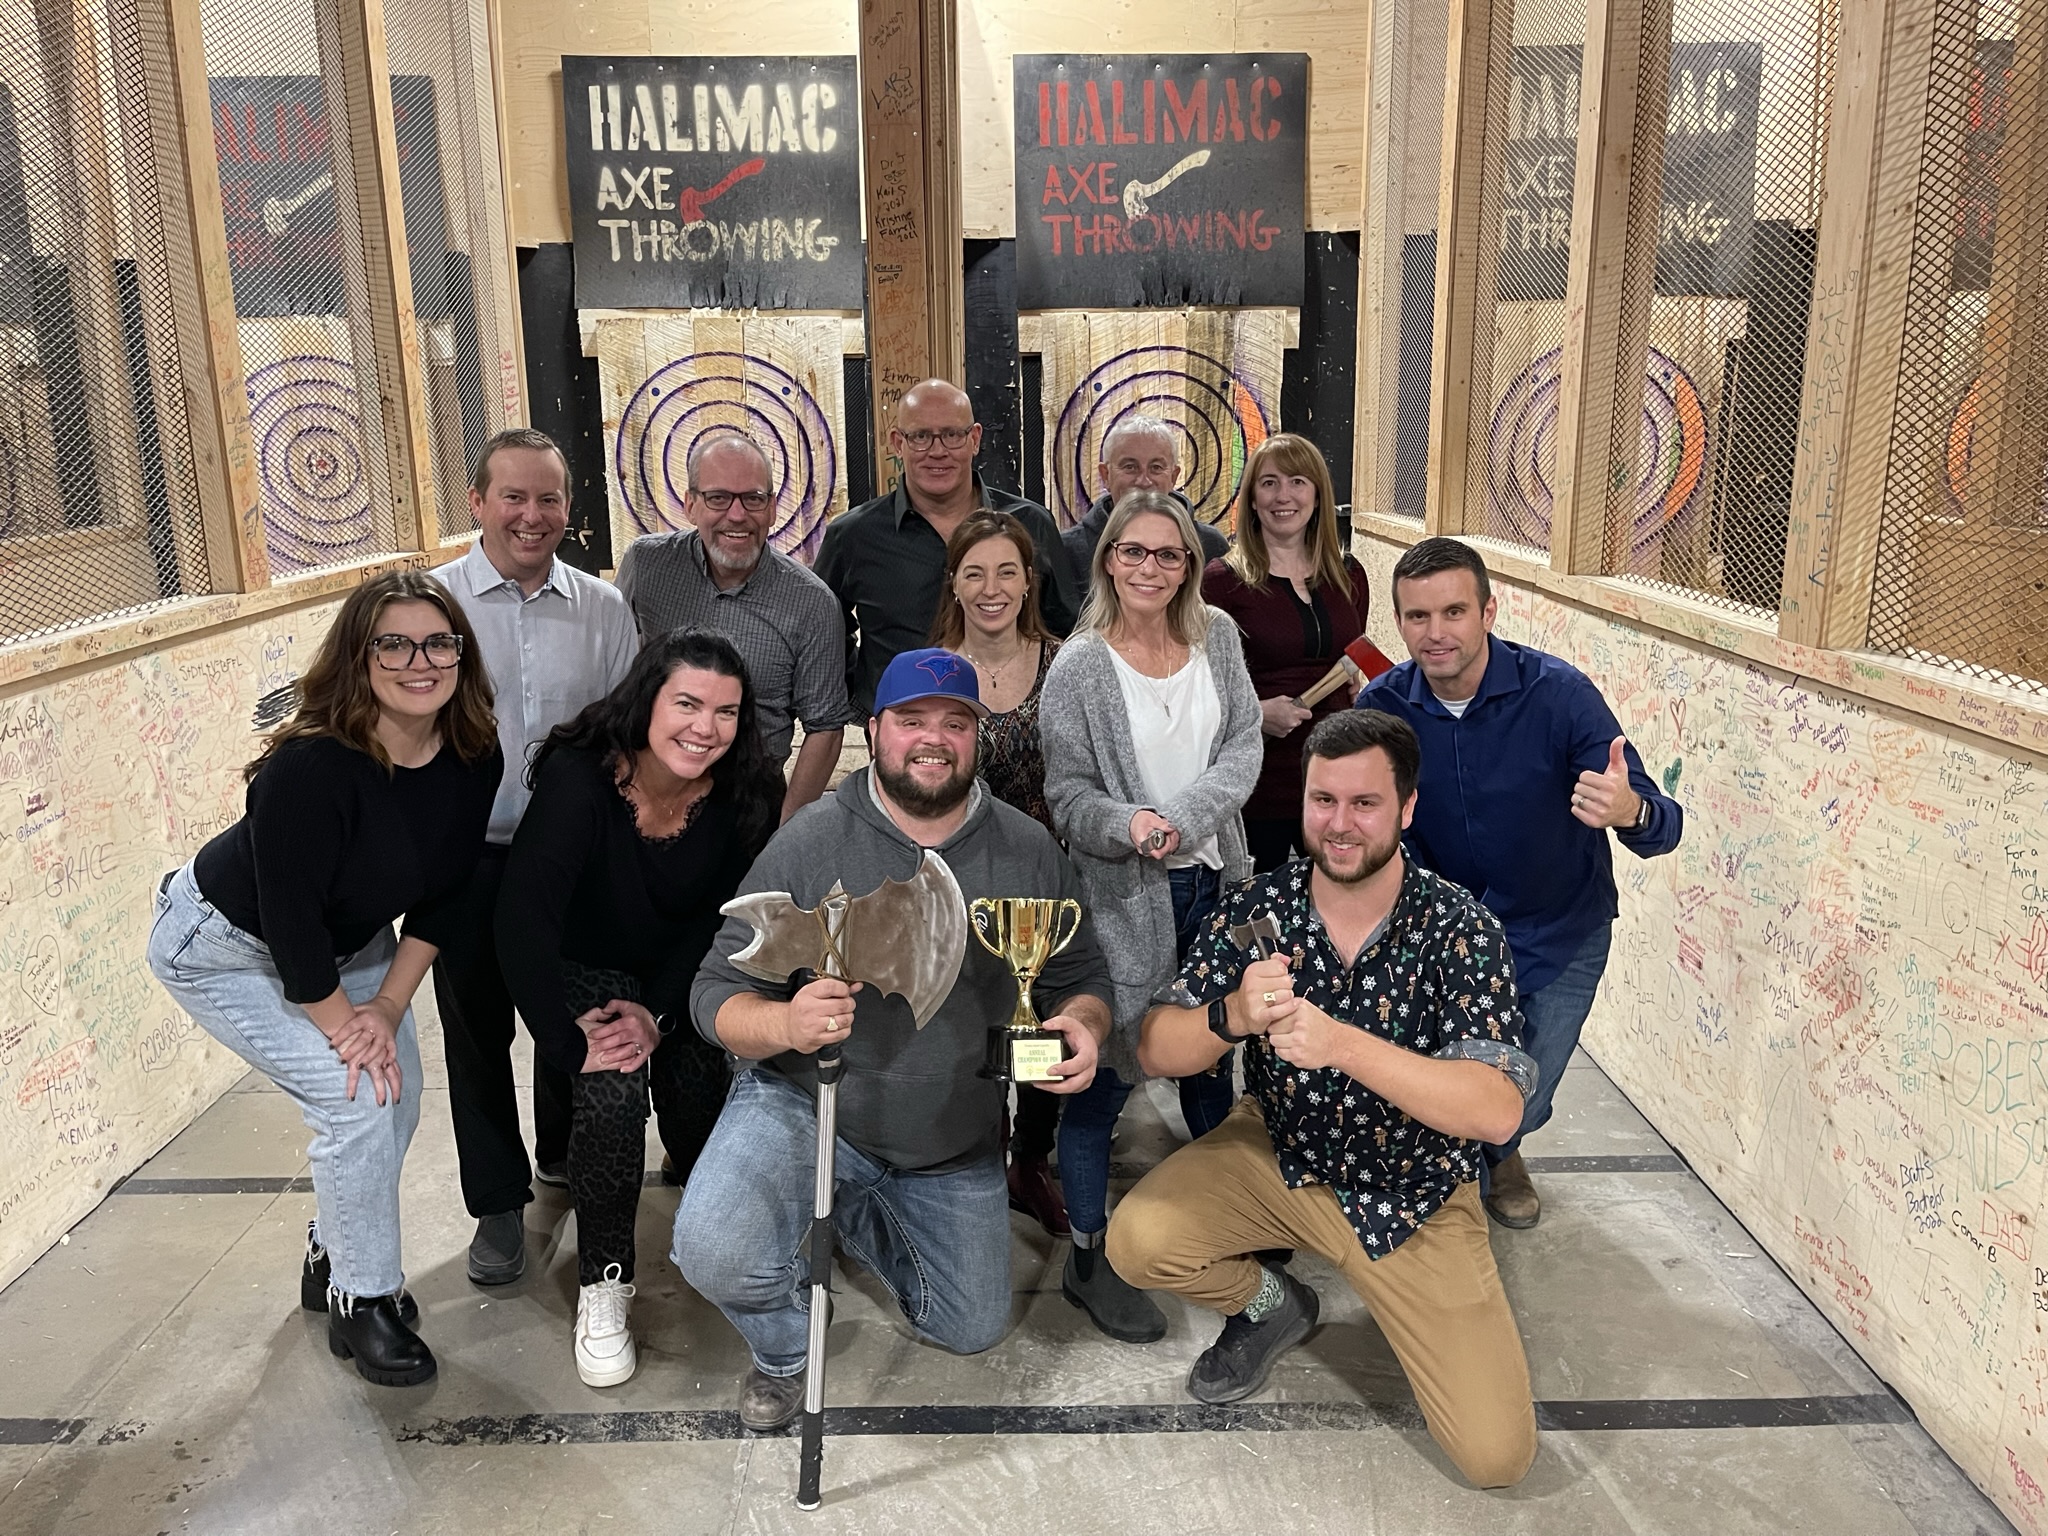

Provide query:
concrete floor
left=0, top=1000, right=2014, bottom=1535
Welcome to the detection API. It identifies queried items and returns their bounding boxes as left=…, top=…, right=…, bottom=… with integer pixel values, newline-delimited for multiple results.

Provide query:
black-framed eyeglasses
left=897, top=426, right=974, bottom=452
left=369, top=633, right=464, bottom=670
left=1109, top=540, right=1189, bottom=572
left=693, top=488, right=773, bottom=513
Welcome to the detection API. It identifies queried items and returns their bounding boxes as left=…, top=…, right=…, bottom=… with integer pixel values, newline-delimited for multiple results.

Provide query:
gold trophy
left=969, top=897, right=1083, bottom=1083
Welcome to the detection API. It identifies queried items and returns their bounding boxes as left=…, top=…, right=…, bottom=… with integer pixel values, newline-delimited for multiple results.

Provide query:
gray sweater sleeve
left=1041, top=639, right=1149, bottom=860
left=1157, top=613, right=1264, bottom=841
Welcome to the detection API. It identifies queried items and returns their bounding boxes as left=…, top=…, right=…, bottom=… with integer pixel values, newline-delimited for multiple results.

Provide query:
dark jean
left=1059, top=864, right=1228, bottom=1237
left=1485, top=920, right=1614, bottom=1172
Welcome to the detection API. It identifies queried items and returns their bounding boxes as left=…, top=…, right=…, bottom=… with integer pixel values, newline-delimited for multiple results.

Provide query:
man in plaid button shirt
left=1108, top=709, right=1540, bottom=1488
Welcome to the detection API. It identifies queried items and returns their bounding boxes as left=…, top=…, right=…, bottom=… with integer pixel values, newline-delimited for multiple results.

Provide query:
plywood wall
left=498, top=0, right=1374, bottom=246
left=1357, top=532, right=2048, bottom=1536
left=0, top=603, right=341, bottom=1290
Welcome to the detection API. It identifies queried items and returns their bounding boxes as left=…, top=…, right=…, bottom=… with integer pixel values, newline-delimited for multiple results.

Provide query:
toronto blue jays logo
left=917, top=653, right=970, bottom=690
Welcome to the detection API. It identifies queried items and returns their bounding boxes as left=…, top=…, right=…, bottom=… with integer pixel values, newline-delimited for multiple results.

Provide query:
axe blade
left=720, top=853, right=968, bottom=1029
left=1230, top=912, right=1283, bottom=959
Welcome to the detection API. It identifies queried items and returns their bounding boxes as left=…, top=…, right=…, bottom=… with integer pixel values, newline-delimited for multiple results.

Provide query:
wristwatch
left=1208, top=996, right=1244, bottom=1042
left=1631, top=797, right=1653, bottom=833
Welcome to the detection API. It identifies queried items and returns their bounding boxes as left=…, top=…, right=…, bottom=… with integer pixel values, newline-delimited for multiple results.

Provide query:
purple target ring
left=614, top=351, right=838, bottom=563
left=1049, top=346, right=1270, bottom=531
left=1486, top=345, right=1708, bottom=562
left=248, top=355, right=373, bottom=575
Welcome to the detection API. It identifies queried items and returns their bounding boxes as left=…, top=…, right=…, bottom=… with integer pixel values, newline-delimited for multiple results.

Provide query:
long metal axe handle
left=796, top=941, right=844, bottom=1513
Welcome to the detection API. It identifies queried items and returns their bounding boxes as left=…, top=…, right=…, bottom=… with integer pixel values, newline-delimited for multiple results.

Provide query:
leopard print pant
left=563, top=963, right=731, bottom=1285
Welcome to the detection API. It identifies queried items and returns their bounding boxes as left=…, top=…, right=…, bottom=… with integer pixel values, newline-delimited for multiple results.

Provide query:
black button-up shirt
left=1166, top=854, right=1534, bottom=1259
left=815, top=479, right=1080, bottom=715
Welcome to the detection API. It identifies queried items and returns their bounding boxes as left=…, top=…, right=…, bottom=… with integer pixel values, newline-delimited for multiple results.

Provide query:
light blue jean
left=147, top=864, right=421, bottom=1298
left=672, top=1068, right=1012, bottom=1377
left=1486, top=920, right=1614, bottom=1170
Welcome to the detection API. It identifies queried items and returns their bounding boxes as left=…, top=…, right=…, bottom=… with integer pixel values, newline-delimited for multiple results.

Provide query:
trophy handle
left=967, top=898, right=1006, bottom=959
left=1049, top=898, right=1083, bottom=958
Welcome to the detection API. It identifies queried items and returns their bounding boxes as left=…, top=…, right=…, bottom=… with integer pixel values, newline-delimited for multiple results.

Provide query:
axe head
left=1230, top=912, right=1283, bottom=959
left=722, top=850, right=968, bottom=1028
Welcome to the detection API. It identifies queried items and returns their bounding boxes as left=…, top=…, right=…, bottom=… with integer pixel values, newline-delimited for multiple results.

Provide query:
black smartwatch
left=1632, top=796, right=1653, bottom=833
left=1208, top=996, right=1243, bottom=1043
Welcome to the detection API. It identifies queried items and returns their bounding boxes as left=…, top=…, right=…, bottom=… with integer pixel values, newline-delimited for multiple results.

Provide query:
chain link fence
left=0, top=0, right=210, bottom=642
left=1608, top=0, right=1835, bottom=610
left=1867, top=0, right=2048, bottom=687
left=205, top=0, right=400, bottom=576
left=385, top=0, right=518, bottom=537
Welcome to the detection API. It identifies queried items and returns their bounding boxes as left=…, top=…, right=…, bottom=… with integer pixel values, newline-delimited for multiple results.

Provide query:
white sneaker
left=574, top=1264, right=637, bottom=1387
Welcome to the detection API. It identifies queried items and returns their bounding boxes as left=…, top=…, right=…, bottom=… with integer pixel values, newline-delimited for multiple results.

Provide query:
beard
left=1307, top=824, right=1403, bottom=887
left=703, top=534, right=763, bottom=574
left=875, top=749, right=974, bottom=817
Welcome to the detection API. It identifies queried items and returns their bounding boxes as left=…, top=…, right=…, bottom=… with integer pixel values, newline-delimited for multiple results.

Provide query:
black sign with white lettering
left=212, top=76, right=448, bottom=319
left=1012, top=54, right=1307, bottom=309
left=561, top=55, right=861, bottom=310
left=1499, top=41, right=1760, bottom=300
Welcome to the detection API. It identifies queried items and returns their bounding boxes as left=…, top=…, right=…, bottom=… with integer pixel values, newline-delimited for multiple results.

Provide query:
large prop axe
left=720, top=850, right=967, bottom=1510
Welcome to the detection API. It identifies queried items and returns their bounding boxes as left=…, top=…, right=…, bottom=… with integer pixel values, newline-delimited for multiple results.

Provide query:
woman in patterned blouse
left=928, top=508, right=1069, bottom=1236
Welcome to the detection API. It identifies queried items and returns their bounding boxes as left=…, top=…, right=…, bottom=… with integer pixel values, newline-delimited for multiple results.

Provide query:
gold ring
left=826, top=1016, right=838, bottom=1032
left=1262, top=992, right=1275, bottom=1004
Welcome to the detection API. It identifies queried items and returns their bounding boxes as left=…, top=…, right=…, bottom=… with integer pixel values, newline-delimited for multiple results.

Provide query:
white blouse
left=1110, top=646, right=1224, bottom=870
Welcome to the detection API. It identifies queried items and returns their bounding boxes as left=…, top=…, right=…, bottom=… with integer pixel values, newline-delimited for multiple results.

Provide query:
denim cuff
left=1436, top=1038, right=1539, bottom=1101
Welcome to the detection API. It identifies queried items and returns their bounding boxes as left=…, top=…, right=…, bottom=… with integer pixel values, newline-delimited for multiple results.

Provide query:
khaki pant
left=1107, top=1098, right=1537, bottom=1488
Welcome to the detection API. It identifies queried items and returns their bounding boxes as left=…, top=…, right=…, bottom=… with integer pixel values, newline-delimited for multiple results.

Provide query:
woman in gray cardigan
left=1041, top=489, right=1262, bottom=1345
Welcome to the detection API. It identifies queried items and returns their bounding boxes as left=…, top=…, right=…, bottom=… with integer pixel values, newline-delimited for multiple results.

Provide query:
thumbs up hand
left=1571, top=735, right=1644, bottom=830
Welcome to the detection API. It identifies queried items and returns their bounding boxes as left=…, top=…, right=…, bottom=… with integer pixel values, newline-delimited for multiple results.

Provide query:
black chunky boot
left=328, top=1293, right=437, bottom=1386
left=300, top=1223, right=416, bottom=1325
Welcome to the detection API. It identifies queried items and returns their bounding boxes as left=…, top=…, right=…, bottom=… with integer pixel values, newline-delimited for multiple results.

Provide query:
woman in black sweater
left=497, top=628, right=779, bottom=1388
left=147, top=570, right=503, bottom=1387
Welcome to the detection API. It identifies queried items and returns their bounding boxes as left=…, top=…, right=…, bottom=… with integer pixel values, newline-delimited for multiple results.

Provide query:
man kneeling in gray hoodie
left=674, top=647, right=1114, bottom=1431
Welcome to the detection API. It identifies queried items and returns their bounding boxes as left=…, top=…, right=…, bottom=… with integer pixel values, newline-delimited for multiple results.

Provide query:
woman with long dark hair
left=927, top=508, right=1069, bottom=1236
left=147, top=570, right=503, bottom=1387
left=1204, top=434, right=1370, bottom=870
left=496, top=627, right=781, bottom=1387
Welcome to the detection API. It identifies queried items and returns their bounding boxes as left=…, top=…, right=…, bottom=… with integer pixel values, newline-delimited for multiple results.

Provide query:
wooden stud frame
left=1425, top=0, right=1514, bottom=536
left=1352, top=0, right=1411, bottom=523
left=858, top=0, right=965, bottom=491
left=1547, top=0, right=1672, bottom=577
left=1778, top=0, right=1941, bottom=648
left=315, top=0, right=444, bottom=550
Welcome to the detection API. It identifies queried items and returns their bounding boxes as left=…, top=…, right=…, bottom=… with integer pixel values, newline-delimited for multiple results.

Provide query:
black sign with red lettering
left=211, top=76, right=448, bottom=320
left=561, top=56, right=862, bottom=310
left=1013, top=55, right=1306, bottom=309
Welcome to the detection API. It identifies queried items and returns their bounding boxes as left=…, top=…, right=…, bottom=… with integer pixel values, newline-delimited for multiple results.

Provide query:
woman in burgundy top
left=1203, top=434, right=1370, bottom=871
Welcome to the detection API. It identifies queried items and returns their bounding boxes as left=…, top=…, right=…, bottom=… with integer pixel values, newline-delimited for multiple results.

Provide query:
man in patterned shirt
left=1108, top=709, right=1541, bottom=1488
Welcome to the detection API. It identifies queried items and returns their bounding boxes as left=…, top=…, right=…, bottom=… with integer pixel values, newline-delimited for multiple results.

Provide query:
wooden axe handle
left=1294, top=655, right=1361, bottom=709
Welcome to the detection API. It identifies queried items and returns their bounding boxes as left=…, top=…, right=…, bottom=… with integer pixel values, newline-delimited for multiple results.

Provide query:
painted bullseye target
left=1049, top=345, right=1270, bottom=531
left=1487, top=346, right=1707, bottom=559
left=614, top=351, right=838, bottom=560
left=247, top=355, right=373, bottom=574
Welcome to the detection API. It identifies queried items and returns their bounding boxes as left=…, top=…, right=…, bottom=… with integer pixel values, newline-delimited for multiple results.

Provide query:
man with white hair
left=1061, top=414, right=1230, bottom=591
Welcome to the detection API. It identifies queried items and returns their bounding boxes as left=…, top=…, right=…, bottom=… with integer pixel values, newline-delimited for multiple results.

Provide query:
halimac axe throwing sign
left=1013, top=55, right=1307, bottom=309
left=562, top=56, right=862, bottom=310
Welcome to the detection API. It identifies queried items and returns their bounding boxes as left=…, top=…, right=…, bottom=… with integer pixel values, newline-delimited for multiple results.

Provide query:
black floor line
left=0, top=1419, right=85, bottom=1446
left=388, top=1393, right=1911, bottom=1446
left=109, top=1158, right=1686, bottom=1198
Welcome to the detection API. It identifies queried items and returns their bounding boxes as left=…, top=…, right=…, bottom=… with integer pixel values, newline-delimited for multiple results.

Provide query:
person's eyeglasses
left=1109, top=541, right=1189, bottom=572
left=693, top=488, right=773, bottom=513
left=898, top=427, right=974, bottom=453
left=369, top=633, right=464, bottom=670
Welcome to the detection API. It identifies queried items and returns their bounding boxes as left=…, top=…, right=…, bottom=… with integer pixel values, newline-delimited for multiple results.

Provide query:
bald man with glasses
left=818, top=379, right=1080, bottom=716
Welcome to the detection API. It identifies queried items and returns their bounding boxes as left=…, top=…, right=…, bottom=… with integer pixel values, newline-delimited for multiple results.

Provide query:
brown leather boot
left=1483, top=1151, right=1541, bottom=1228
left=1007, top=1156, right=1070, bottom=1236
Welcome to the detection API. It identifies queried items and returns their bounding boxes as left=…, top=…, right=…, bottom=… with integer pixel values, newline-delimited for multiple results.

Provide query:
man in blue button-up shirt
left=1359, top=537, right=1682, bottom=1228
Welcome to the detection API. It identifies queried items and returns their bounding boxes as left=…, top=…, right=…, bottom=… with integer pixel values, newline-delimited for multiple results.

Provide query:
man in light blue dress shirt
left=435, top=428, right=639, bottom=1285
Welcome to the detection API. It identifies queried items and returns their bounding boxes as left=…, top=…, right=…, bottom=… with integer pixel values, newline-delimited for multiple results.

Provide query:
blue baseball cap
left=872, top=647, right=987, bottom=718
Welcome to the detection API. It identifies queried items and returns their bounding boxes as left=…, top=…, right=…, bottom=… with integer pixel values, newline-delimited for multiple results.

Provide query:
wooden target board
left=1021, top=308, right=1292, bottom=533
left=585, top=313, right=855, bottom=567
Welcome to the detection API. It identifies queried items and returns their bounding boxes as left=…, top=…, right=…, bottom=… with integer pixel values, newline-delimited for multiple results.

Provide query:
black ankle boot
left=328, top=1293, right=436, bottom=1386
left=301, top=1225, right=417, bottom=1324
